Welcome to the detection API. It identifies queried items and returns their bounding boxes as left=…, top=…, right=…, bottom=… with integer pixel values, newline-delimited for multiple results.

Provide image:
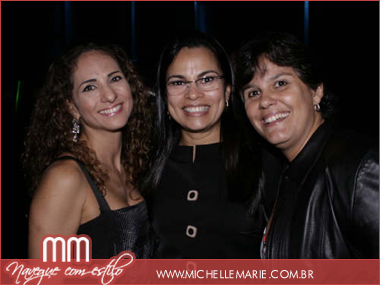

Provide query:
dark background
left=1, top=1, right=379, bottom=259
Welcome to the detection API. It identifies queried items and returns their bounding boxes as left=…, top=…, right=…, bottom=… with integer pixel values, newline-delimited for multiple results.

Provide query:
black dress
left=57, top=156, right=156, bottom=259
left=151, top=143, right=262, bottom=258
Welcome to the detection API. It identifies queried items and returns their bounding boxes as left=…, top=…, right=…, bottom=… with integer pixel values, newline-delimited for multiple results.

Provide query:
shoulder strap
left=55, top=156, right=111, bottom=212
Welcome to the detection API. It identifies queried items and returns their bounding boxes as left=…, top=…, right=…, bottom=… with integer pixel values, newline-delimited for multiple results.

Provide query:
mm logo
left=41, top=235, right=92, bottom=263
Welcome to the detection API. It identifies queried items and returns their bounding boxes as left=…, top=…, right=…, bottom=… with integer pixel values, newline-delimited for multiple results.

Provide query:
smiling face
left=243, top=57, right=324, bottom=161
left=166, top=46, right=230, bottom=144
left=70, top=51, right=133, bottom=137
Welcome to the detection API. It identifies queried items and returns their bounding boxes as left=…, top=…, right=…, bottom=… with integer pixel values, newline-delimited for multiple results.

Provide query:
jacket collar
left=170, top=142, right=222, bottom=163
left=284, top=121, right=335, bottom=185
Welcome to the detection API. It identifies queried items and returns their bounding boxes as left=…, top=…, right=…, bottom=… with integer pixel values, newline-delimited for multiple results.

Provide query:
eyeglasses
left=166, top=75, right=224, bottom=96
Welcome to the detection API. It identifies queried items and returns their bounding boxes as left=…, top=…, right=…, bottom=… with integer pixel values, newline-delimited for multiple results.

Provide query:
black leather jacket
left=263, top=122, right=379, bottom=258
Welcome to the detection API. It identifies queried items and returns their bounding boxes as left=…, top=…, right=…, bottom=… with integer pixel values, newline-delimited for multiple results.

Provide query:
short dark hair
left=235, top=32, right=335, bottom=119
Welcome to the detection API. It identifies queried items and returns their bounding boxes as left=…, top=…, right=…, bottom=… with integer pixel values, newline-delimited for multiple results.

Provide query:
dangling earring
left=313, top=103, right=321, bottom=112
left=167, top=111, right=171, bottom=120
left=72, top=118, right=80, bottom=142
left=225, top=99, right=229, bottom=108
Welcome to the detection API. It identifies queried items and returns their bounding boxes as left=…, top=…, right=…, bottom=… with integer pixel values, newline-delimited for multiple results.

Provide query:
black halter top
left=56, top=156, right=156, bottom=259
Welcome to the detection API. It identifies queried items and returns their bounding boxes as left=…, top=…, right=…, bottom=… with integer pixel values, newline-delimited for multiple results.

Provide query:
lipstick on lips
left=99, top=102, right=123, bottom=117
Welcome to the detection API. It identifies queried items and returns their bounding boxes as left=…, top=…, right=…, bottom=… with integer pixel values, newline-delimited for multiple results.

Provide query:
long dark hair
left=143, top=32, right=260, bottom=204
left=23, top=43, right=153, bottom=194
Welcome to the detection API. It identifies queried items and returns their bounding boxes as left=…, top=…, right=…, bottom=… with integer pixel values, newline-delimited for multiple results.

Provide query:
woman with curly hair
left=24, top=43, right=156, bottom=259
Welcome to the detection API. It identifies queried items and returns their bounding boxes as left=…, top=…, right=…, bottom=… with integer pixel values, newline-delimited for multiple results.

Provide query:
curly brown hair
left=23, top=43, right=153, bottom=195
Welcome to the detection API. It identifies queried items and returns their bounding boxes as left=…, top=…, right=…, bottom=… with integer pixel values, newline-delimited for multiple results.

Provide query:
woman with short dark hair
left=235, top=32, right=379, bottom=258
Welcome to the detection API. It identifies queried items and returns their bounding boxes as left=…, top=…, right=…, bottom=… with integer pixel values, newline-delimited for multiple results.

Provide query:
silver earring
left=225, top=100, right=229, bottom=108
left=313, top=103, right=321, bottom=112
left=72, top=118, right=80, bottom=142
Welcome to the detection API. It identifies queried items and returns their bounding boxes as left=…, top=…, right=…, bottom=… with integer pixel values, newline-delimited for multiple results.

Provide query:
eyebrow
left=242, top=83, right=257, bottom=92
left=166, top=70, right=221, bottom=81
left=108, top=70, right=121, bottom=77
left=78, top=70, right=122, bottom=88
left=269, top=72, right=293, bottom=81
left=242, top=72, right=293, bottom=91
left=242, top=85, right=252, bottom=92
left=79, top=78, right=96, bottom=88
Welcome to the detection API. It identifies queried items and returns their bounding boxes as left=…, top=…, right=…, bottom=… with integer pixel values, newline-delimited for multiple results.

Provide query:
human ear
left=312, top=84, right=324, bottom=105
left=66, top=100, right=80, bottom=120
left=225, top=85, right=231, bottom=102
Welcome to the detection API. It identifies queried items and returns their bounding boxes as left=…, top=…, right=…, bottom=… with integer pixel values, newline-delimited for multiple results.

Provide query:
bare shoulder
left=37, top=158, right=86, bottom=197
left=28, top=158, right=90, bottom=257
left=30, top=158, right=88, bottom=232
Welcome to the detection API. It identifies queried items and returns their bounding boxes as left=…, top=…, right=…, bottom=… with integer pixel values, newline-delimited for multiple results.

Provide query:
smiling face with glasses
left=167, top=74, right=224, bottom=95
left=166, top=46, right=231, bottom=145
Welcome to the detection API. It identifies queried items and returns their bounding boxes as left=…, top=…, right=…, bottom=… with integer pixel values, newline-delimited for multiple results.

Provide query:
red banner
left=1, top=256, right=378, bottom=284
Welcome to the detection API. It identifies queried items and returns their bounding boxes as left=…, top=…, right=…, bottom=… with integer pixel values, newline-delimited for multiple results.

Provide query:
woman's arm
left=28, top=160, right=87, bottom=258
left=352, top=149, right=379, bottom=258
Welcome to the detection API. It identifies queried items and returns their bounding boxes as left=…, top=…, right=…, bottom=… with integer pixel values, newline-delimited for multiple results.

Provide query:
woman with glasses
left=143, top=32, right=263, bottom=258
